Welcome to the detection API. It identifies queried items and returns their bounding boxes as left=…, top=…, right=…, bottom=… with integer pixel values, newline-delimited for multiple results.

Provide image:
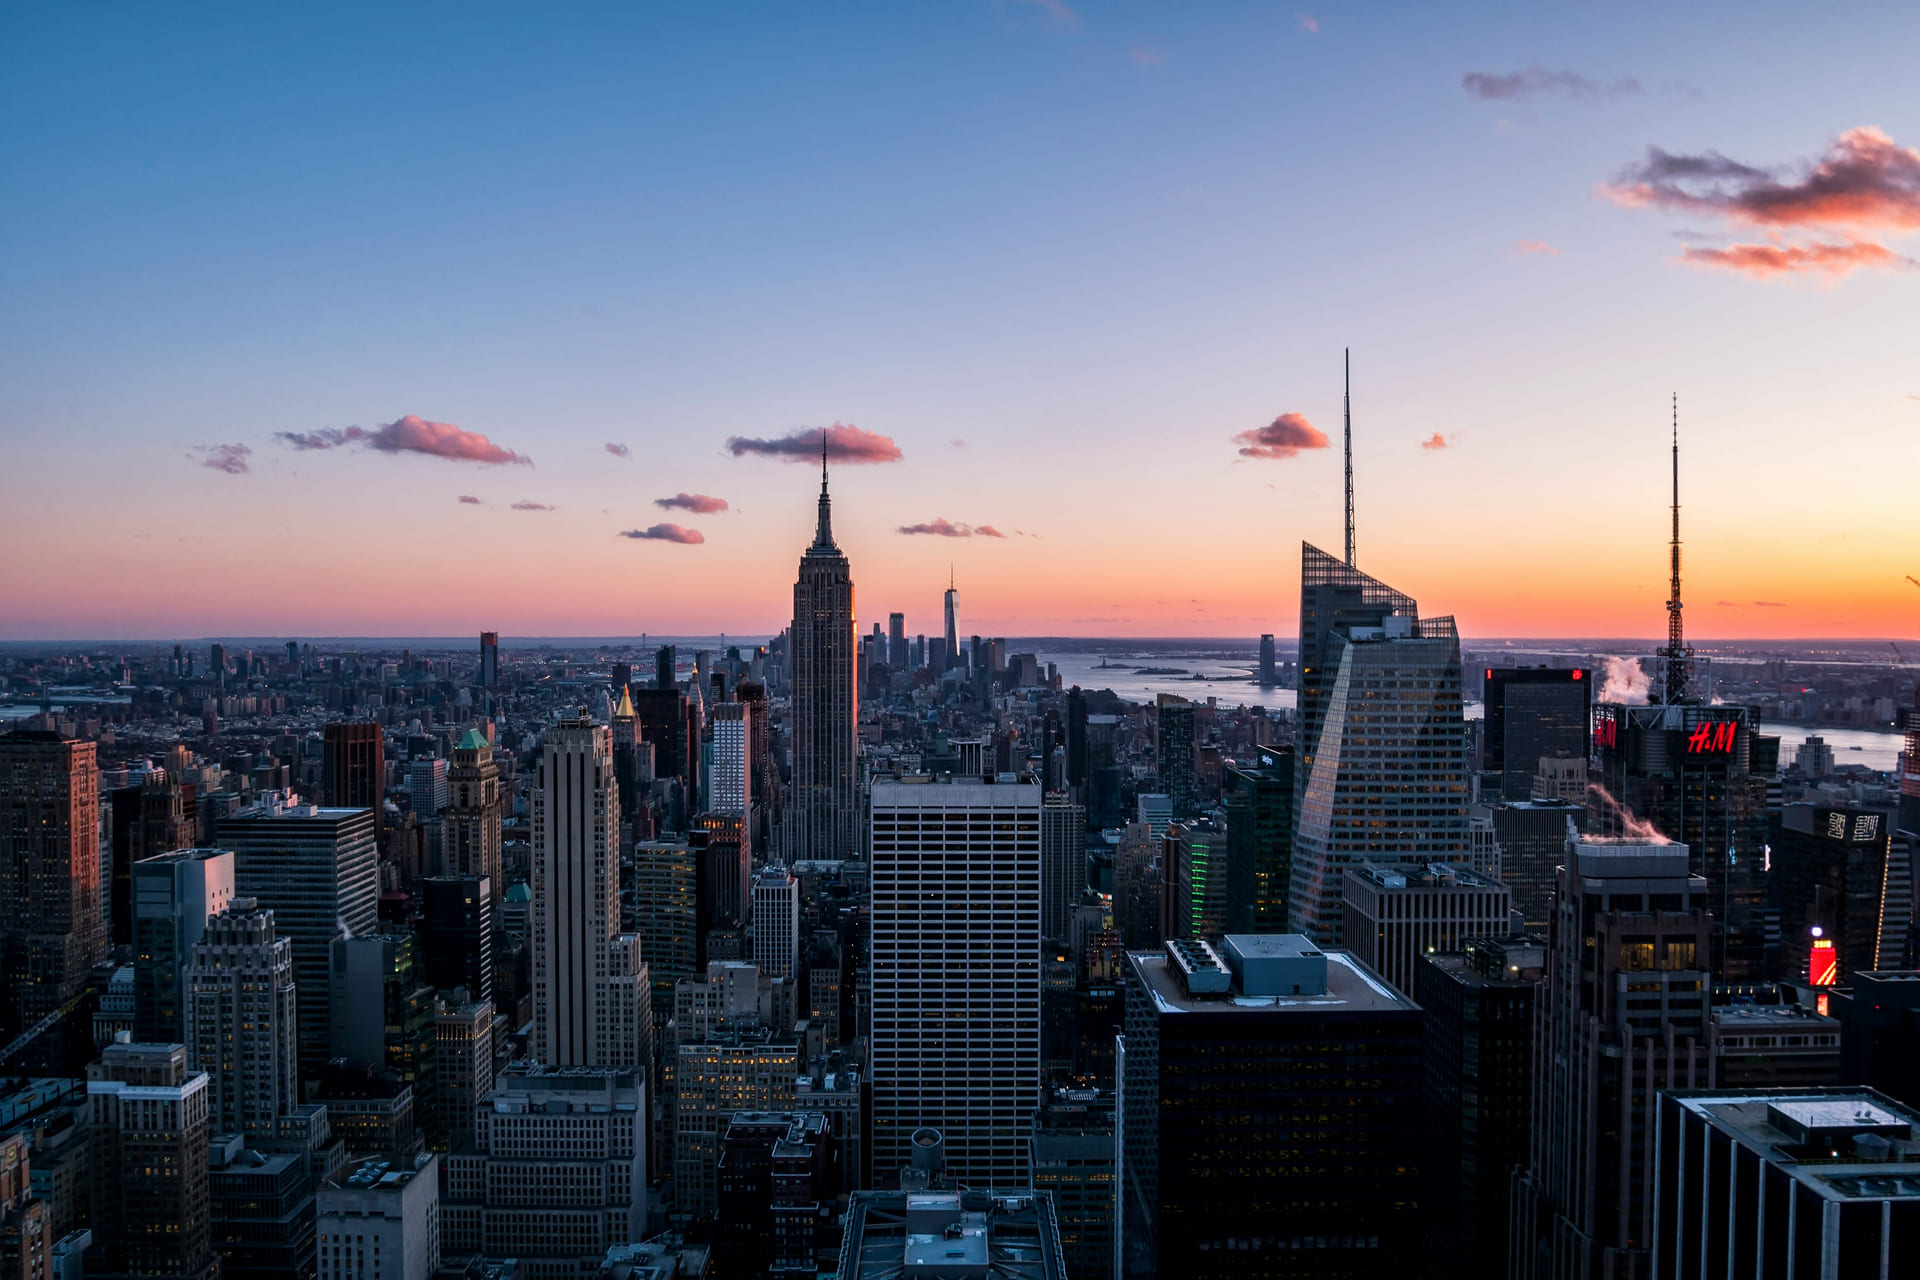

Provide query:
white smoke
left=1599, top=656, right=1650, bottom=705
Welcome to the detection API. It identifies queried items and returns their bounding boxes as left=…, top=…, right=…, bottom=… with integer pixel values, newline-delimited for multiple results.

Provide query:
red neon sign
left=1686, top=721, right=1737, bottom=754
left=1594, top=716, right=1617, bottom=750
left=1809, top=939, right=1838, bottom=986
left=1571, top=669, right=1583, bottom=680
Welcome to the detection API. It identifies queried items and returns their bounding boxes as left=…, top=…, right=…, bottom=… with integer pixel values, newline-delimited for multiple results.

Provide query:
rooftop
left=1347, top=860, right=1502, bottom=891
left=1670, top=1089, right=1920, bottom=1201
left=1128, top=944, right=1413, bottom=1015
left=838, top=1190, right=1065, bottom=1280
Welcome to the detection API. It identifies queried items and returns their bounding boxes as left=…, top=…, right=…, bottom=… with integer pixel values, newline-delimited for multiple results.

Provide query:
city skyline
left=3, top=5, right=1917, bottom=640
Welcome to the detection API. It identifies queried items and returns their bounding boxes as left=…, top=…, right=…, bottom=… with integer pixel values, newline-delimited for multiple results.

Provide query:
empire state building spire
left=812, top=433, right=837, bottom=552
left=789, top=432, right=857, bottom=861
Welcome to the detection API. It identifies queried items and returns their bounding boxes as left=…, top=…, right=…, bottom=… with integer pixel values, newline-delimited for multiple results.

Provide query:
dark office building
left=1259, top=633, right=1278, bottom=686
left=1066, top=686, right=1089, bottom=793
left=715, top=1110, right=836, bottom=1278
left=1223, top=748, right=1294, bottom=934
left=478, top=631, right=498, bottom=687
left=1769, top=803, right=1909, bottom=983
left=632, top=687, right=690, bottom=785
left=1154, top=696, right=1196, bottom=820
left=1592, top=701, right=1770, bottom=981
left=656, top=643, right=677, bottom=691
left=1652, top=1088, right=1920, bottom=1279
left=321, top=722, right=385, bottom=824
left=1418, top=935, right=1544, bottom=1280
left=1483, top=667, right=1592, bottom=800
left=1117, top=935, right=1422, bottom=1279
left=1828, top=970, right=1920, bottom=1110
left=417, top=875, right=494, bottom=1006
left=109, top=774, right=198, bottom=947
left=209, top=1138, right=317, bottom=1280
left=1031, top=1087, right=1114, bottom=1280
left=1486, top=801, right=1584, bottom=931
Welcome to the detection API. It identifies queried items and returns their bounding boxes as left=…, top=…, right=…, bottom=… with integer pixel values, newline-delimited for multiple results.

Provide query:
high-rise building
left=1065, top=687, right=1089, bottom=796
left=131, top=848, right=235, bottom=1043
left=1258, top=633, right=1278, bottom=686
left=1, top=1132, right=54, bottom=1280
left=1030, top=1087, right=1114, bottom=1280
left=0, top=732, right=106, bottom=1045
left=329, top=935, right=436, bottom=1138
left=1223, top=747, right=1294, bottom=934
left=1160, top=819, right=1226, bottom=942
left=432, top=1001, right=494, bottom=1154
left=1485, top=802, right=1584, bottom=931
left=530, top=718, right=651, bottom=1072
left=1513, top=834, right=1712, bottom=1280
left=219, top=794, right=379, bottom=1080
left=656, top=643, right=677, bottom=692
left=185, top=901, right=299, bottom=1138
left=1830, top=971, right=1920, bottom=1110
left=478, top=631, right=498, bottom=688
left=1296, top=542, right=1412, bottom=789
left=709, top=702, right=751, bottom=818
left=1769, top=803, right=1909, bottom=983
left=1152, top=696, right=1195, bottom=820
left=1340, top=861, right=1513, bottom=998
left=714, top=1110, right=837, bottom=1278
left=442, top=730, right=501, bottom=886
left=109, top=771, right=198, bottom=948
left=1041, top=794, right=1086, bottom=943
left=1709, top=1002, right=1842, bottom=1088
left=887, top=613, right=907, bottom=672
left=836, top=1190, right=1067, bottom=1280
left=1290, top=581, right=1469, bottom=947
left=943, top=572, right=959, bottom=671
left=674, top=1029, right=801, bottom=1219
left=317, top=1154, right=440, bottom=1280
left=87, top=1042, right=216, bottom=1280
left=1651, top=1088, right=1920, bottom=1279
left=1417, top=934, right=1545, bottom=1280
left=869, top=778, right=1041, bottom=1188
left=1116, top=935, right=1423, bottom=1278
left=788, top=453, right=858, bottom=862
left=1482, top=667, right=1593, bottom=801
left=751, top=868, right=801, bottom=982
left=417, top=876, right=493, bottom=1007
left=633, top=838, right=700, bottom=1034
left=321, top=723, right=385, bottom=825
left=405, top=758, right=448, bottom=825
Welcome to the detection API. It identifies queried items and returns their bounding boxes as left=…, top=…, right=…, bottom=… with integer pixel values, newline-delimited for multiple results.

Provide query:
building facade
left=442, top=729, right=502, bottom=887
left=788, top=457, right=859, bottom=862
left=184, top=902, right=299, bottom=1138
left=1340, top=861, right=1513, bottom=998
left=0, top=733, right=106, bottom=1044
left=131, top=848, right=236, bottom=1044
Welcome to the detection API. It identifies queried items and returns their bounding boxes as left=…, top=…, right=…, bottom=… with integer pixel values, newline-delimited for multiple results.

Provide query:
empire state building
left=787, top=446, right=858, bottom=860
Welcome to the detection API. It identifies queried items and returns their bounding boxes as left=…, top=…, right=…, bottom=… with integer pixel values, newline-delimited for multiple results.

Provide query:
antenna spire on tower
left=1344, top=347, right=1355, bottom=567
left=1662, top=393, right=1691, bottom=703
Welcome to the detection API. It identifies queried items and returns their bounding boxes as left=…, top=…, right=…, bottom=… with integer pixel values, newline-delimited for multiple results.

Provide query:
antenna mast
left=1344, top=347, right=1355, bottom=567
left=1662, top=394, right=1691, bottom=703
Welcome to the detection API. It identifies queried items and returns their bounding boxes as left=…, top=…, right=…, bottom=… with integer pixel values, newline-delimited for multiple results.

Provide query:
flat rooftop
left=1672, top=1090, right=1920, bottom=1202
left=1128, top=948, right=1415, bottom=1015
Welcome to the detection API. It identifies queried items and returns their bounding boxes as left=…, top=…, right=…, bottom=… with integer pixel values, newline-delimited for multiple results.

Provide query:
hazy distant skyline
left=4, top=4, right=1917, bottom=640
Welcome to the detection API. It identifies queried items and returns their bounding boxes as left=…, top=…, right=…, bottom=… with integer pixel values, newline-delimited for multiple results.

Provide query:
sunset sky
left=4, top=3, right=1918, bottom=642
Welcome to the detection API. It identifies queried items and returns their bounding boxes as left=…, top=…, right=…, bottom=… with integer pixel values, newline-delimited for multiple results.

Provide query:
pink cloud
left=1514, top=239, right=1562, bottom=255
left=620, top=523, right=705, bottom=544
left=457, top=494, right=482, bottom=504
left=274, top=416, right=531, bottom=465
left=654, top=492, right=730, bottom=514
left=1295, top=12, right=1320, bottom=33
left=1420, top=433, right=1450, bottom=451
left=605, top=442, right=631, bottom=458
left=1679, top=238, right=1910, bottom=279
left=510, top=500, right=554, bottom=511
left=193, top=443, right=252, bottom=474
left=1232, top=412, right=1330, bottom=460
left=1605, top=127, right=1920, bottom=230
left=726, top=422, right=904, bottom=464
left=898, top=518, right=1005, bottom=538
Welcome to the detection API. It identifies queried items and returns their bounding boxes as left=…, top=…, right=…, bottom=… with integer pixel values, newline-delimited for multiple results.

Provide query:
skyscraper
left=442, top=728, right=502, bottom=886
left=418, top=875, right=494, bottom=1007
left=1152, top=695, right=1195, bottom=820
left=788, top=450, right=858, bottom=861
left=1222, top=747, right=1294, bottom=934
left=1041, top=793, right=1086, bottom=943
left=131, top=847, right=236, bottom=1043
left=1258, top=633, right=1277, bottom=686
left=0, top=732, right=106, bottom=1044
left=1482, top=667, right=1592, bottom=801
left=709, top=702, right=752, bottom=818
left=478, top=631, right=498, bottom=688
left=1289, top=557, right=1469, bottom=946
left=869, top=777, right=1041, bottom=1188
left=322, top=722, right=385, bottom=817
left=109, top=771, right=198, bottom=948
left=1769, top=803, right=1909, bottom=984
left=87, top=1042, right=216, bottom=1280
left=887, top=612, right=907, bottom=672
left=529, top=717, right=651, bottom=1071
left=750, top=867, right=800, bottom=982
left=656, top=643, right=677, bottom=692
left=184, top=901, right=299, bottom=1137
left=943, top=569, right=958, bottom=672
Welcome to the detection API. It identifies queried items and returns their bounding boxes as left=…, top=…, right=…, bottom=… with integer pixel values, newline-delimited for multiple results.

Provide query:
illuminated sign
left=1809, top=938, right=1838, bottom=986
left=1685, top=721, right=1737, bottom=754
left=1571, top=669, right=1584, bottom=680
left=1593, top=713, right=1618, bottom=750
left=1823, top=811, right=1881, bottom=843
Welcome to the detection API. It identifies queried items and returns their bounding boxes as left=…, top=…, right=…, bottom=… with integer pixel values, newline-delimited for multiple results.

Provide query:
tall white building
left=407, top=758, right=449, bottom=820
left=184, top=901, right=298, bottom=1137
left=751, top=867, right=801, bottom=982
left=869, top=777, right=1042, bottom=1188
left=709, top=702, right=751, bottom=816
left=318, top=1154, right=440, bottom=1280
left=530, top=717, right=652, bottom=1073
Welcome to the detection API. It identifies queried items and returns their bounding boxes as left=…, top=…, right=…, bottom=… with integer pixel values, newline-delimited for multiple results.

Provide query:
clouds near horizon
left=620, top=523, right=705, bottom=544
left=726, top=422, right=903, bottom=464
left=1420, top=432, right=1450, bottom=451
left=655, top=492, right=729, bottom=514
left=274, top=416, right=531, bottom=464
left=193, top=443, right=251, bottom=474
left=897, top=518, right=1005, bottom=538
left=604, top=442, right=630, bottom=458
left=1233, top=413, right=1329, bottom=460
left=1463, top=67, right=1641, bottom=101
left=509, top=500, right=554, bottom=511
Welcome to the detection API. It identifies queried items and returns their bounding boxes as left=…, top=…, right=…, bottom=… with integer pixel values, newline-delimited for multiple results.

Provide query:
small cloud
left=620, top=523, right=705, bottom=544
left=898, top=518, right=1005, bottom=538
left=510, top=500, right=554, bottom=511
left=948, top=437, right=969, bottom=448
left=1463, top=67, right=1641, bottom=101
left=457, top=494, right=482, bottom=505
left=1420, top=433, right=1450, bottom=451
left=1129, top=46, right=1162, bottom=65
left=1232, top=412, right=1330, bottom=460
left=726, top=422, right=903, bottom=464
left=605, top=442, right=631, bottom=458
left=1295, top=12, right=1319, bottom=33
left=655, top=492, right=730, bottom=514
left=193, top=443, right=252, bottom=475
left=1678, top=237, right=1912, bottom=279
left=274, top=416, right=531, bottom=465
left=1716, top=600, right=1739, bottom=607
left=1753, top=600, right=1787, bottom=607
left=1513, top=239, right=1563, bottom=255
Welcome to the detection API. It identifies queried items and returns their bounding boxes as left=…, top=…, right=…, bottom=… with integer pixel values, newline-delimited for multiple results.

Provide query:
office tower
left=329, top=936, right=436, bottom=1138
left=1709, top=1002, right=1842, bottom=1088
left=1160, top=819, right=1226, bottom=942
left=441, top=1066, right=646, bottom=1265
left=887, top=613, right=907, bottom=672
left=656, top=643, right=677, bottom=691
left=634, top=838, right=700, bottom=1029
left=1340, top=861, right=1513, bottom=997
left=109, top=772, right=198, bottom=948
left=478, top=632, right=498, bottom=688
left=221, top=794, right=379, bottom=1079
left=943, top=571, right=959, bottom=670
left=1417, top=934, right=1545, bottom=1280
left=869, top=777, right=1042, bottom=1187
left=1769, top=804, right=1909, bottom=983
left=1290, top=593, right=1470, bottom=947
left=610, top=686, right=645, bottom=817
left=432, top=1001, right=494, bottom=1153
left=1652, top=1088, right=1920, bottom=1279
left=1040, top=795, right=1085, bottom=944
left=529, top=717, right=651, bottom=1071
left=1482, top=667, right=1593, bottom=801
left=788, top=453, right=858, bottom=862
left=1135, top=793, right=1171, bottom=846
left=311, top=1064, right=416, bottom=1156
left=1486, top=802, right=1584, bottom=931
left=1222, top=747, right=1294, bottom=934
left=1116, top=935, right=1423, bottom=1278
left=405, top=757, right=447, bottom=822
left=1513, top=834, right=1712, bottom=1280
left=1592, top=702, right=1770, bottom=981
left=207, top=1122, right=324, bottom=1280
left=185, top=902, right=299, bottom=1137
left=1257, top=633, right=1278, bottom=686
left=1, top=1133, right=53, bottom=1280
left=926, top=637, right=947, bottom=677
left=418, top=876, right=493, bottom=1006
left=321, top=722, right=385, bottom=821
left=696, top=814, right=752, bottom=944
left=1064, top=687, right=1089, bottom=793
left=0, top=732, right=105, bottom=1045
left=1030, top=1087, right=1114, bottom=1280
left=1830, top=972, right=1920, bottom=1109
left=86, top=1042, right=216, bottom=1280
left=1296, top=541, right=1412, bottom=784
left=836, top=1191, right=1068, bottom=1279
left=752, top=868, right=801, bottom=982
left=714, top=1110, right=835, bottom=1277
left=709, top=702, right=751, bottom=817
left=444, top=730, right=502, bottom=885
left=1531, top=755, right=1588, bottom=803
left=131, top=848, right=235, bottom=1042
left=316, top=1154, right=440, bottom=1280
left=631, top=687, right=689, bottom=788
left=675, top=1029, right=802, bottom=1218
